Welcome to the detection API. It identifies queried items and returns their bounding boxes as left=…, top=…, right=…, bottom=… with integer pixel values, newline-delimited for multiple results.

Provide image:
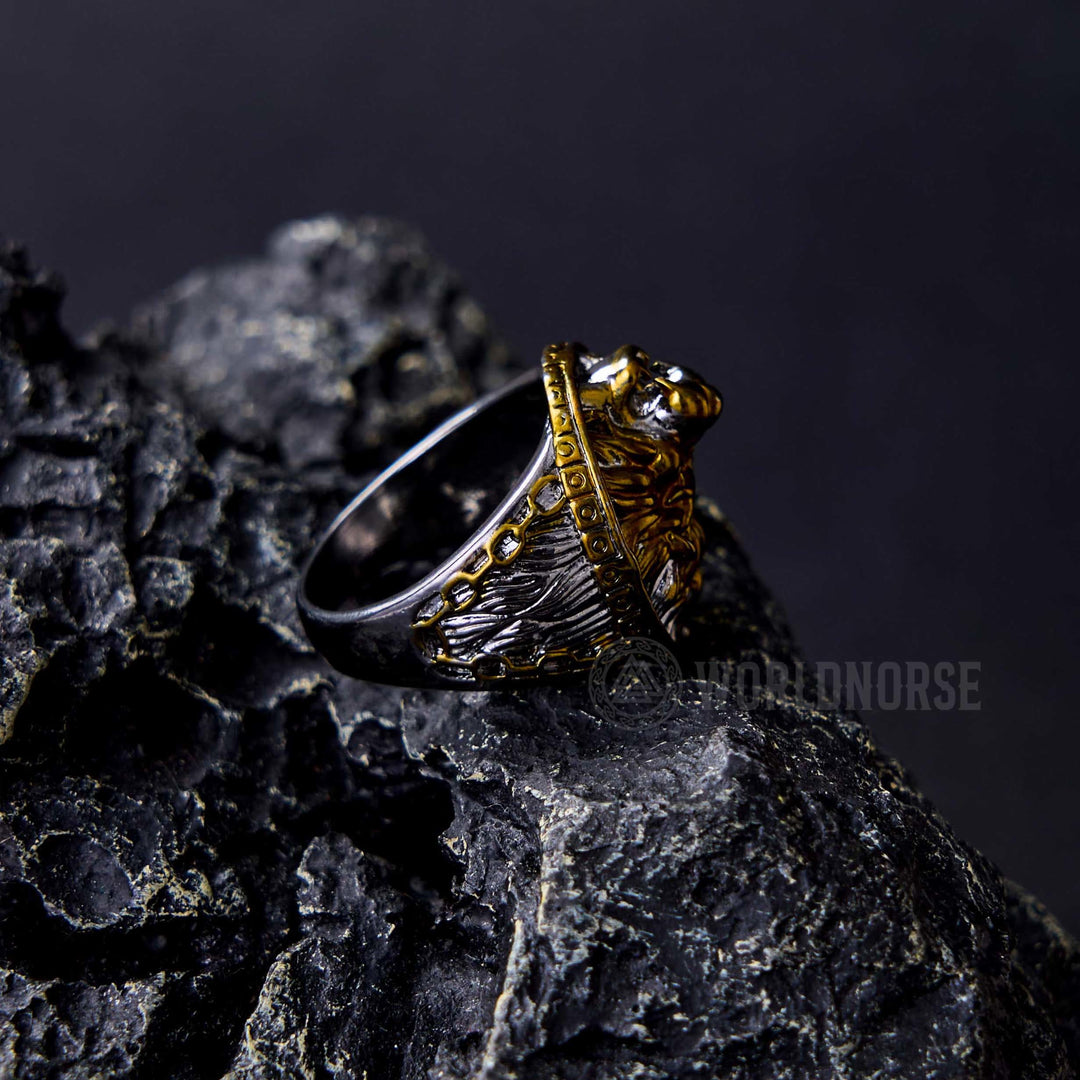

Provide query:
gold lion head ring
left=298, top=343, right=722, bottom=687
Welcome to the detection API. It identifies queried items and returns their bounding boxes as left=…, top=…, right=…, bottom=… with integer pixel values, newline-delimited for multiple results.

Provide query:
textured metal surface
left=435, top=504, right=611, bottom=671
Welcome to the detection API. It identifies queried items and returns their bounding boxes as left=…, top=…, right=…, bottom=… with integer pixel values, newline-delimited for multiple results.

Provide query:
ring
left=298, top=342, right=722, bottom=687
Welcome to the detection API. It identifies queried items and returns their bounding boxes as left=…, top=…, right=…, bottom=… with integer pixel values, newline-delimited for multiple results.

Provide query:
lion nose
left=666, top=382, right=722, bottom=421
left=657, top=378, right=722, bottom=443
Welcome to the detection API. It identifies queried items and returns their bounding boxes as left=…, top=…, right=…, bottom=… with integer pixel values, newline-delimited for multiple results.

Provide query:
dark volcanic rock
left=0, top=218, right=1077, bottom=1078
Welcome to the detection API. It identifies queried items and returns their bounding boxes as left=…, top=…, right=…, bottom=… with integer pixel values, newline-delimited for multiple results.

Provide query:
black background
left=3, top=1, right=1078, bottom=930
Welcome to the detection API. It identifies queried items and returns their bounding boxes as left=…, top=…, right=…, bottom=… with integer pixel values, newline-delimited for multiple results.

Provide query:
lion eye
left=649, top=360, right=685, bottom=383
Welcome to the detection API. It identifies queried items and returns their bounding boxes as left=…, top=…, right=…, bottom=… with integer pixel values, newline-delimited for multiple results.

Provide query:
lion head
left=577, top=345, right=722, bottom=632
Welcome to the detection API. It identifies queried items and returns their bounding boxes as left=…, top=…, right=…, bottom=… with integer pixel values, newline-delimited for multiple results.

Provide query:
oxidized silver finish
left=297, top=343, right=722, bottom=688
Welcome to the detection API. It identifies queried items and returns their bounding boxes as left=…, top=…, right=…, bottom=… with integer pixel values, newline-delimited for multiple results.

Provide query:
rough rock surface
left=0, top=216, right=1077, bottom=1078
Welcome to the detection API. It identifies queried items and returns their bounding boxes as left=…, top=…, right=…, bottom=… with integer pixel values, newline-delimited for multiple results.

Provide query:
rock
left=130, top=215, right=515, bottom=472
left=0, top=218, right=1077, bottom=1078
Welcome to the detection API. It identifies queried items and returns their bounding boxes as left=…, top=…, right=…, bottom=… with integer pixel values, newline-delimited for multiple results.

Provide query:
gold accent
left=410, top=343, right=721, bottom=679
left=576, top=344, right=722, bottom=631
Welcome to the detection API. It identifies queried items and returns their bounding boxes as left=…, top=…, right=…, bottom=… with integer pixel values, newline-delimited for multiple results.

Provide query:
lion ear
left=605, top=345, right=649, bottom=403
left=577, top=348, right=621, bottom=387
left=610, top=344, right=649, bottom=366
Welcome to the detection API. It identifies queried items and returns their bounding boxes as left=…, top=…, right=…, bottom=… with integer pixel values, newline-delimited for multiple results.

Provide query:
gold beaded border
left=541, top=343, right=653, bottom=639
